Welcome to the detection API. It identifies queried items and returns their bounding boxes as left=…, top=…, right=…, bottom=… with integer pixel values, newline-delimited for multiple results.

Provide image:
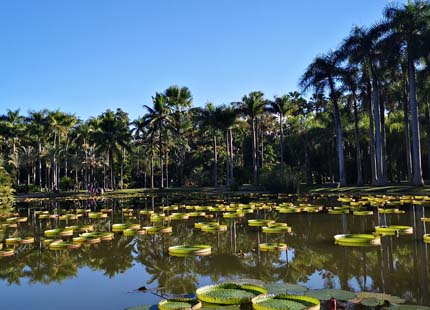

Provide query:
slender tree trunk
left=109, top=148, right=115, bottom=189
left=151, top=146, right=154, bottom=189
left=409, top=59, right=424, bottom=185
left=229, top=129, right=234, bottom=184
left=353, top=97, right=364, bottom=186
left=213, top=135, right=218, bottom=186
left=225, top=130, right=230, bottom=186
left=372, top=77, right=385, bottom=185
left=427, top=100, right=430, bottom=181
left=403, top=98, right=413, bottom=183
left=367, top=81, right=377, bottom=184
left=380, top=92, right=387, bottom=182
left=120, top=147, right=124, bottom=190
left=38, top=141, right=42, bottom=189
left=329, top=80, right=346, bottom=186
left=279, top=114, right=285, bottom=172
left=159, top=127, right=164, bottom=188
left=260, top=123, right=264, bottom=169
left=165, top=150, right=169, bottom=188
left=252, top=117, right=258, bottom=185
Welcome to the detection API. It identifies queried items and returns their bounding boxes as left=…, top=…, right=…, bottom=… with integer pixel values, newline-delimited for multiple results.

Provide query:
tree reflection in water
left=0, top=196, right=429, bottom=306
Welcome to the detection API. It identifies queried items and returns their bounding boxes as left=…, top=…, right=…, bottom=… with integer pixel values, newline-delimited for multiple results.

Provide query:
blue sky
left=0, top=0, right=400, bottom=121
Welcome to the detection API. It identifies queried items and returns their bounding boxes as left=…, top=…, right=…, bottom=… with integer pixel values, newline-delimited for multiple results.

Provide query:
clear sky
left=0, top=0, right=401, bottom=121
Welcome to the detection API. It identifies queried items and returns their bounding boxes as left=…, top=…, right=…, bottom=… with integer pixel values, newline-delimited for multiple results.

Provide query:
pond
left=0, top=193, right=429, bottom=309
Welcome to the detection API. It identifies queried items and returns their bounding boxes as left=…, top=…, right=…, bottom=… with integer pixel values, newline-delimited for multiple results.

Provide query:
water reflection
left=1, top=196, right=429, bottom=307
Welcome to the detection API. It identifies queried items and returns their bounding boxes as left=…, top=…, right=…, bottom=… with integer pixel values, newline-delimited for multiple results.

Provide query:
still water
left=0, top=194, right=429, bottom=309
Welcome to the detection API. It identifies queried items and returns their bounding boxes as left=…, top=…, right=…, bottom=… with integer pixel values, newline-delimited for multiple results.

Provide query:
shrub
left=15, top=184, right=41, bottom=194
left=60, top=176, right=73, bottom=191
left=0, top=166, right=14, bottom=206
left=260, top=165, right=302, bottom=193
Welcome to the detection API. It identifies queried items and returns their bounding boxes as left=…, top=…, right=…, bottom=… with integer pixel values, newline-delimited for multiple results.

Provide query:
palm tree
left=90, top=109, right=130, bottom=189
left=144, top=93, right=173, bottom=188
left=340, top=25, right=387, bottom=185
left=300, top=51, right=348, bottom=186
left=266, top=95, right=296, bottom=172
left=165, top=85, right=193, bottom=186
left=236, top=91, right=265, bottom=185
left=383, top=1, right=430, bottom=185
left=28, top=110, right=49, bottom=188
left=340, top=67, right=364, bottom=185
left=195, top=103, right=221, bottom=186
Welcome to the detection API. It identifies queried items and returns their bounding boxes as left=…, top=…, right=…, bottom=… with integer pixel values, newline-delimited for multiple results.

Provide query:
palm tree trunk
left=403, top=98, right=413, bottom=182
left=213, top=135, right=218, bottom=186
left=427, top=100, right=430, bottom=181
left=279, top=114, right=285, bottom=171
left=353, top=98, right=364, bottom=186
left=368, top=81, right=377, bottom=184
left=380, top=93, right=387, bottom=181
left=260, top=124, right=264, bottom=169
left=159, top=128, right=164, bottom=188
left=372, top=77, right=384, bottom=185
left=38, top=141, right=42, bottom=189
left=252, top=117, right=258, bottom=185
left=150, top=146, right=154, bottom=189
left=109, top=148, right=115, bottom=189
left=229, top=129, right=234, bottom=184
left=165, top=150, right=169, bottom=188
left=329, top=80, right=346, bottom=186
left=120, top=147, right=124, bottom=190
left=225, top=130, right=230, bottom=186
left=409, top=59, right=424, bottom=185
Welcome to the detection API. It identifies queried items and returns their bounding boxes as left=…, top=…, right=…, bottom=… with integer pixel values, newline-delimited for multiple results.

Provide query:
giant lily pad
left=252, top=294, right=320, bottom=310
left=305, top=289, right=356, bottom=301
left=158, top=298, right=202, bottom=310
left=264, top=283, right=308, bottom=295
left=196, top=283, right=267, bottom=305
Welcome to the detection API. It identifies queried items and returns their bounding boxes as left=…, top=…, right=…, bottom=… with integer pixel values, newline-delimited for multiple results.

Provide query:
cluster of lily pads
left=127, top=280, right=430, bottom=310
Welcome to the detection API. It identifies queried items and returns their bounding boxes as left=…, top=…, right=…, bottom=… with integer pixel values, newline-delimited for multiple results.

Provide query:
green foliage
left=260, top=165, right=302, bottom=193
left=60, top=176, right=73, bottom=191
left=0, top=166, right=14, bottom=206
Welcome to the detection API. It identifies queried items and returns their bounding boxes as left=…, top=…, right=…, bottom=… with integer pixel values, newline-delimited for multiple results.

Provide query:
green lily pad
left=386, top=305, right=430, bottom=310
left=356, top=292, right=405, bottom=304
left=264, top=283, right=308, bottom=294
left=305, top=289, right=356, bottom=301
left=360, top=297, right=383, bottom=307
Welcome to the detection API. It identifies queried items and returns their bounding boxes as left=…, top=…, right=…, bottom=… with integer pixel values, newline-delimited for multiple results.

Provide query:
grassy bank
left=14, top=183, right=430, bottom=201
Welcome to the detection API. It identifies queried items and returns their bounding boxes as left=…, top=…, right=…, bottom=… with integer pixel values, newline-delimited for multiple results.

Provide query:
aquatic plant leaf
left=264, top=283, right=308, bottom=294
left=386, top=305, right=430, bottom=310
left=305, top=289, right=355, bottom=301
left=356, top=292, right=405, bottom=304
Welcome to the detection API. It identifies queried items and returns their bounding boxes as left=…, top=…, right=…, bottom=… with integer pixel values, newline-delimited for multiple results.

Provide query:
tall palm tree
left=266, top=95, right=296, bottom=172
left=383, top=0, right=430, bottom=185
left=300, top=51, right=348, bottom=186
left=28, top=110, right=49, bottom=188
left=340, top=25, right=387, bottom=185
left=236, top=91, right=265, bottom=185
left=90, top=109, right=130, bottom=189
left=340, top=67, right=364, bottom=185
left=165, top=85, right=193, bottom=186
left=144, top=93, right=173, bottom=188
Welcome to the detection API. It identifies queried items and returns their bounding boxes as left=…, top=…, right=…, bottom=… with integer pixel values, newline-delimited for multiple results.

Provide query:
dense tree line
left=1, top=1, right=430, bottom=191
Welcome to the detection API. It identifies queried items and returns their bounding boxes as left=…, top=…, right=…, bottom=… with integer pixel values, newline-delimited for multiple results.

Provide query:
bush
left=15, top=184, right=41, bottom=194
left=0, top=166, right=14, bottom=206
left=260, top=164, right=302, bottom=193
left=60, top=176, right=73, bottom=191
